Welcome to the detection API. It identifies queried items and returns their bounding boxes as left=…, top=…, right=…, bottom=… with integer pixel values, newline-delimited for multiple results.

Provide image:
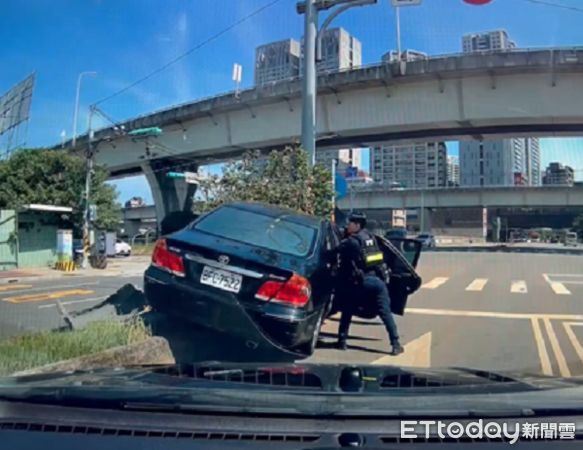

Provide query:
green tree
left=0, top=149, right=120, bottom=234
left=194, top=147, right=334, bottom=217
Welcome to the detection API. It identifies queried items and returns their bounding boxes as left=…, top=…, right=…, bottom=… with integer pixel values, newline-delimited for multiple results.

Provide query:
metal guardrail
left=348, top=184, right=583, bottom=193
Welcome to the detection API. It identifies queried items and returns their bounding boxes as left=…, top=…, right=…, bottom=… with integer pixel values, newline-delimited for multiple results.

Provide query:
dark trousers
left=338, top=275, right=400, bottom=346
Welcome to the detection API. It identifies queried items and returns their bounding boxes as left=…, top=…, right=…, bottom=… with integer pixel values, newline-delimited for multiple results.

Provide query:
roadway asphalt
left=0, top=252, right=582, bottom=378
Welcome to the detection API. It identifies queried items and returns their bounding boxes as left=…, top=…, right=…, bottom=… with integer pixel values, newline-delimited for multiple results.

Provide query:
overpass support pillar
left=419, top=208, right=433, bottom=233
left=142, top=162, right=198, bottom=227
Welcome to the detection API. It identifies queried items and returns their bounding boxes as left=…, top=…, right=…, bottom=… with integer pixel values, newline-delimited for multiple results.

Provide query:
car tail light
left=152, top=239, right=185, bottom=277
left=255, top=273, right=311, bottom=307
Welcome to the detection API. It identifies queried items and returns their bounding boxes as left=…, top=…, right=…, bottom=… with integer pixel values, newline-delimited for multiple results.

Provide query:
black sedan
left=145, top=203, right=422, bottom=357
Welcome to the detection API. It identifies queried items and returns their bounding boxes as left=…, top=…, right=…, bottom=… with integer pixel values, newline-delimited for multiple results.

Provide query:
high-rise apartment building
left=316, top=149, right=362, bottom=173
left=254, top=39, right=301, bottom=85
left=447, top=155, right=460, bottom=186
left=543, top=162, right=575, bottom=186
left=370, top=143, right=447, bottom=188
left=525, top=138, right=541, bottom=186
left=462, top=29, right=516, bottom=53
left=382, top=49, right=427, bottom=63
left=300, top=28, right=362, bottom=74
left=460, top=30, right=539, bottom=187
left=459, top=139, right=527, bottom=186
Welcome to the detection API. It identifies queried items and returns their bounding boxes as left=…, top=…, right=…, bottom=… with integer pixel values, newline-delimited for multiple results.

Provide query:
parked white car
left=115, top=240, right=132, bottom=256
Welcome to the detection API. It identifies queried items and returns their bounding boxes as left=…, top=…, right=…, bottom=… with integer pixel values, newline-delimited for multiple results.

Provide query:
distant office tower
left=459, top=139, right=528, bottom=186
left=462, top=29, right=516, bottom=53
left=525, top=138, right=541, bottom=186
left=254, top=39, right=301, bottom=85
left=300, top=28, right=362, bottom=74
left=543, top=162, right=575, bottom=186
left=382, top=49, right=427, bottom=63
left=370, top=143, right=447, bottom=188
left=316, top=149, right=362, bottom=173
left=461, top=30, right=535, bottom=187
left=447, top=155, right=460, bottom=186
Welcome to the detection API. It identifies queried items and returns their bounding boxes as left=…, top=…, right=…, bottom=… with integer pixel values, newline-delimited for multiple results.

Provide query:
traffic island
left=11, top=336, right=174, bottom=376
left=0, top=318, right=161, bottom=376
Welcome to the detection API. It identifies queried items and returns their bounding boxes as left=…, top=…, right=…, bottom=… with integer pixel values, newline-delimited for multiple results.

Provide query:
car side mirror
left=387, top=238, right=422, bottom=268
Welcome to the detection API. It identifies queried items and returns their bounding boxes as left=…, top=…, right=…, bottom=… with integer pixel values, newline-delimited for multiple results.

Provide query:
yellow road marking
left=406, top=307, right=583, bottom=321
left=563, top=322, right=583, bottom=365
left=372, top=332, right=432, bottom=368
left=465, top=278, right=488, bottom=292
left=511, top=280, right=528, bottom=294
left=421, top=277, right=449, bottom=289
left=0, top=284, right=32, bottom=293
left=543, top=318, right=571, bottom=378
left=530, top=318, right=553, bottom=376
left=3, top=289, right=95, bottom=304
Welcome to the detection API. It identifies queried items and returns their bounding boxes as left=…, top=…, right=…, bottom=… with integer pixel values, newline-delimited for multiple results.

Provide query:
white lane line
left=406, top=307, right=583, bottom=321
left=550, top=282, right=572, bottom=295
left=545, top=274, right=583, bottom=277
left=543, top=318, right=571, bottom=378
left=38, top=296, right=108, bottom=309
left=511, top=280, right=528, bottom=294
left=542, top=274, right=571, bottom=295
left=563, top=322, right=583, bottom=365
left=530, top=318, right=553, bottom=376
left=465, top=278, right=488, bottom=292
left=421, top=277, right=449, bottom=289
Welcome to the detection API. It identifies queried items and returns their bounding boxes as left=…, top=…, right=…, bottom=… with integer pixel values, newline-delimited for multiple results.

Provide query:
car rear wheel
left=297, top=308, right=324, bottom=356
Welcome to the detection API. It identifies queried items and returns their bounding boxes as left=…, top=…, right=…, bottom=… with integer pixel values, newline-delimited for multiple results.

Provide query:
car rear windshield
left=193, top=206, right=318, bottom=257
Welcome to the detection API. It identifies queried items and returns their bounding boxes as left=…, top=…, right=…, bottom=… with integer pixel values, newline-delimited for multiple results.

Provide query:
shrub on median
left=0, top=318, right=151, bottom=376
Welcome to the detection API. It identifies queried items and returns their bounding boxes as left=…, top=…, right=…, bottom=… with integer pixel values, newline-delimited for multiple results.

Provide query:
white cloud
left=171, top=11, right=193, bottom=103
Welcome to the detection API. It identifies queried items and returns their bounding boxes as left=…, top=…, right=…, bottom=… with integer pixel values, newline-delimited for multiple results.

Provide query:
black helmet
left=348, top=211, right=367, bottom=228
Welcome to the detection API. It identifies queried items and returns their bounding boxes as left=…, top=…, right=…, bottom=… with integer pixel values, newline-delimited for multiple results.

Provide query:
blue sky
left=2, top=0, right=583, bottom=203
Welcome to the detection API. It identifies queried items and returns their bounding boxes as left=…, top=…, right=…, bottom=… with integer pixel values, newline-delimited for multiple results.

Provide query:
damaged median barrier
left=0, top=284, right=172, bottom=376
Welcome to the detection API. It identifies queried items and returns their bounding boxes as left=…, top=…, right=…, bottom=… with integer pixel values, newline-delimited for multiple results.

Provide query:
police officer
left=333, top=212, right=404, bottom=355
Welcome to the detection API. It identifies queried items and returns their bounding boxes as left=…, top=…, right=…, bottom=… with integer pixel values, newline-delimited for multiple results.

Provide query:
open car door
left=375, top=235, right=423, bottom=316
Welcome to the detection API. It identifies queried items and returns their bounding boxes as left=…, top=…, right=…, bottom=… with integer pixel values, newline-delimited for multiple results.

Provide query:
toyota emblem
left=218, top=255, right=230, bottom=265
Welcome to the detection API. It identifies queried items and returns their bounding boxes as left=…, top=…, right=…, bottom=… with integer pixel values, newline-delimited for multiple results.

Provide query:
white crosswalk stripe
left=417, top=275, right=577, bottom=296
left=421, top=277, right=449, bottom=289
left=465, top=278, right=488, bottom=292
left=549, top=282, right=571, bottom=295
left=510, top=280, right=528, bottom=294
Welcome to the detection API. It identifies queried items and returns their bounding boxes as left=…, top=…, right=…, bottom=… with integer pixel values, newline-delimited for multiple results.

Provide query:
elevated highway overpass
left=67, top=48, right=583, bottom=221
left=338, top=185, right=583, bottom=210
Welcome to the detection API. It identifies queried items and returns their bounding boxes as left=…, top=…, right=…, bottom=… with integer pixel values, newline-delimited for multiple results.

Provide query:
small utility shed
left=0, top=204, right=73, bottom=270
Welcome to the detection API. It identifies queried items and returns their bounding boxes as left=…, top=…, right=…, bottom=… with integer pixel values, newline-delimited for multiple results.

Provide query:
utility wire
left=94, top=0, right=283, bottom=106
left=518, top=0, right=583, bottom=13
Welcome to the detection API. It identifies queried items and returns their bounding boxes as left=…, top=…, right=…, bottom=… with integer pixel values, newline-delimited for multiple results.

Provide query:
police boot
left=336, top=335, right=348, bottom=351
left=389, top=343, right=404, bottom=356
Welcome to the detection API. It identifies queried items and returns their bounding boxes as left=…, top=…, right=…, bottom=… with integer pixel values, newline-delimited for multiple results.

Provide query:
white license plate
left=200, top=266, right=242, bottom=293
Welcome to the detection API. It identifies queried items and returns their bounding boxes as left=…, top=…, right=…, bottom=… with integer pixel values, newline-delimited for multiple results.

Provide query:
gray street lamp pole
left=297, top=0, right=377, bottom=167
left=301, top=0, right=318, bottom=167
left=81, top=105, right=96, bottom=269
left=73, top=71, right=97, bottom=148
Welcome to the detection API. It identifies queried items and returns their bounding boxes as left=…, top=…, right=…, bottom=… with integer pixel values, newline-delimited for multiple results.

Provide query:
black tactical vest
left=352, top=229, right=385, bottom=272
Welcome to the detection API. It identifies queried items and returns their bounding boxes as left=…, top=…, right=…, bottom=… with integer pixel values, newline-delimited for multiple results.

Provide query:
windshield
left=193, top=206, right=317, bottom=257
left=2, top=0, right=583, bottom=443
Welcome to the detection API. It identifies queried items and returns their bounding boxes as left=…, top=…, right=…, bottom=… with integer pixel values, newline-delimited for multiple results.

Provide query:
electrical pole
left=301, top=0, right=318, bottom=167
left=73, top=71, right=97, bottom=148
left=81, top=105, right=96, bottom=269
